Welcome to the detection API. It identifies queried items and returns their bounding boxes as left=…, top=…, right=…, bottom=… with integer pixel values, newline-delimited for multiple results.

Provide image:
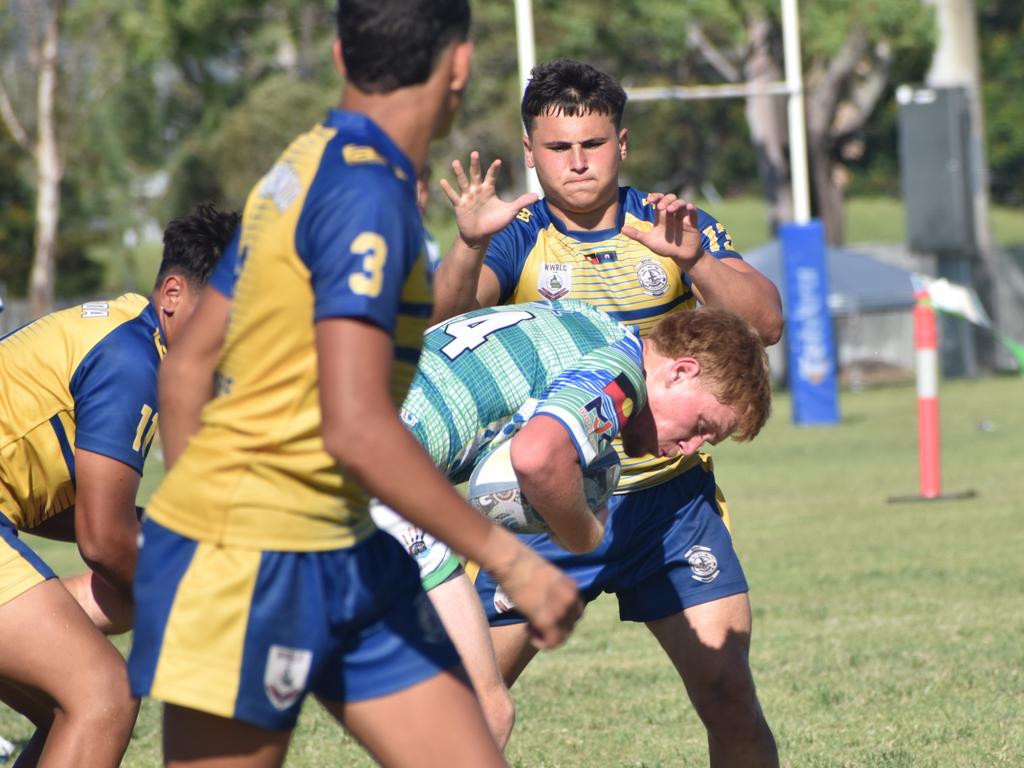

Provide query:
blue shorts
left=475, top=459, right=748, bottom=625
left=0, top=510, right=56, bottom=607
left=128, top=519, right=461, bottom=731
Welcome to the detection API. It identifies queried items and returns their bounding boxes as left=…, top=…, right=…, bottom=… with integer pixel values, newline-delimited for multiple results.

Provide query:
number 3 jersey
left=146, top=110, right=433, bottom=552
left=0, top=294, right=163, bottom=529
left=403, top=300, right=646, bottom=482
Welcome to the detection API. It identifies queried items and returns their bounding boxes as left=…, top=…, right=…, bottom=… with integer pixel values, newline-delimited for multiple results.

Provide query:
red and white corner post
left=913, top=289, right=941, bottom=498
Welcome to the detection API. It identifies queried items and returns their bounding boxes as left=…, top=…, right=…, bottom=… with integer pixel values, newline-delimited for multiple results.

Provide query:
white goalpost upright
left=512, top=0, right=812, bottom=218
left=511, top=0, right=839, bottom=425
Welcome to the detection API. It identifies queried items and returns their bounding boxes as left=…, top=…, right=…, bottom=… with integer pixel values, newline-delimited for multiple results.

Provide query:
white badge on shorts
left=264, top=644, right=313, bottom=711
left=537, top=262, right=572, bottom=300
left=685, top=545, right=720, bottom=583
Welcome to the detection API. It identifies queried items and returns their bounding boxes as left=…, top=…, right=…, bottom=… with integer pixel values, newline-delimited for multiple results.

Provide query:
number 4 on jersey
left=439, top=310, right=535, bottom=359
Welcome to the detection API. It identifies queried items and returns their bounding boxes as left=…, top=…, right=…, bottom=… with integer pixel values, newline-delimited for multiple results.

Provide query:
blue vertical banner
left=781, top=220, right=840, bottom=425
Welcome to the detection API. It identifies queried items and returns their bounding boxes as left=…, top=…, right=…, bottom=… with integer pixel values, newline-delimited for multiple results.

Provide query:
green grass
left=4, top=376, right=1024, bottom=765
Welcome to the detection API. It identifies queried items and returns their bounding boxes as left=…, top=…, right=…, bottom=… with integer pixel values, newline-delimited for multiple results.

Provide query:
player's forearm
left=430, top=237, right=489, bottom=323
left=77, top=523, right=138, bottom=595
left=515, top=460, right=604, bottom=554
left=63, top=571, right=134, bottom=635
left=688, top=256, right=784, bottom=345
left=510, top=424, right=604, bottom=554
left=324, top=407, right=521, bottom=574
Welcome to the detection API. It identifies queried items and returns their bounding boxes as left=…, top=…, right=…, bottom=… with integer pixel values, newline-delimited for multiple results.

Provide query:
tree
left=684, top=0, right=933, bottom=245
left=0, top=0, right=64, bottom=315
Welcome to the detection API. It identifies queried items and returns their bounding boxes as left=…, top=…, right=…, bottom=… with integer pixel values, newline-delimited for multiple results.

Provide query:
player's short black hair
left=154, top=203, right=239, bottom=290
left=336, top=0, right=471, bottom=94
left=521, top=59, right=627, bottom=135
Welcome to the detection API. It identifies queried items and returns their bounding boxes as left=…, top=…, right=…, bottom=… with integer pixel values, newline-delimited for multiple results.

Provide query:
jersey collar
left=143, top=300, right=167, bottom=360
left=323, top=109, right=416, bottom=190
left=541, top=187, right=629, bottom=243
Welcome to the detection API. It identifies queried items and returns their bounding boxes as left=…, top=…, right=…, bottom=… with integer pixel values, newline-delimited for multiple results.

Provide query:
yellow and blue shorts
left=128, top=518, right=461, bottom=731
left=0, top=510, right=56, bottom=607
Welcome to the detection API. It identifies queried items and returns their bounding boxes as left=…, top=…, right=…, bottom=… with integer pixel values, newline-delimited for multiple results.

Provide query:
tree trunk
left=28, top=0, right=63, bottom=318
left=807, top=127, right=845, bottom=245
left=742, top=15, right=792, bottom=234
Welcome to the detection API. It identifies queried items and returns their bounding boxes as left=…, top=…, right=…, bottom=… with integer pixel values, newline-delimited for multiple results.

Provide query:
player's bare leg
left=489, top=622, right=540, bottom=687
left=646, top=593, right=778, bottom=768
left=0, top=679, right=52, bottom=767
left=162, top=705, right=291, bottom=768
left=326, top=667, right=505, bottom=768
left=0, top=580, right=137, bottom=768
left=428, top=572, right=515, bottom=748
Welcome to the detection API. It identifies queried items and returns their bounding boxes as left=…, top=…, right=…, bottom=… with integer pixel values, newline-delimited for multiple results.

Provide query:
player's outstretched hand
left=489, top=541, right=582, bottom=650
left=440, top=151, right=538, bottom=249
left=621, top=193, right=704, bottom=272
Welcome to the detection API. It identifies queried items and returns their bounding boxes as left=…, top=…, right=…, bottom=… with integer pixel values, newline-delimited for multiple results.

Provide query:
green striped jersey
left=402, top=300, right=646, bottom=479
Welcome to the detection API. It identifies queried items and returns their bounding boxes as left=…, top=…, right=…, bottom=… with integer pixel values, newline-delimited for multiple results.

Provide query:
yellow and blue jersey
left=484, top=187, right=743, bottom=492
left=147, top=109, right=434, bottom=551
left=0, top=294, right=164, bottom=529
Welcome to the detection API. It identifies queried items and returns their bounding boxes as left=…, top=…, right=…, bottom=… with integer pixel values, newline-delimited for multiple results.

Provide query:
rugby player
left=0, top=203, right=236, bottom=767
left=127, top=3, right=581, bottom=767
left=434, top=59, right=784, bottom=766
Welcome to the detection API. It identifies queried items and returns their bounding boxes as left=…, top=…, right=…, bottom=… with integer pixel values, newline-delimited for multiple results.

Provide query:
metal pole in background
left=513, top=0, right=541, bottom=196
left=781, top=0, right=811, bottom=224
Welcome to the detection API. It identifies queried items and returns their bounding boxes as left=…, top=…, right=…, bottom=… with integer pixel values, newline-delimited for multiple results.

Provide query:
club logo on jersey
left=685, top=545, right=720, bottom=583
left=584, top=250, right=618, bottom=265
left=264, top=645, right=313, bottom=711
left=81, top=301, right=110, bottom=318
left=258, top=161, right=302, bottom=213
left=635, top=258, right=669, bottom=297
left=538, top=263, right=572, bottom=300
left=516, top=208, right=532, bottom=223
left=401, top=526, right=428, bottom=558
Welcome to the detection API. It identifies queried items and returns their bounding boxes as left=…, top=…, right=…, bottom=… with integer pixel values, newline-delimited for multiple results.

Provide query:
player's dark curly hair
left=521, top=59, right=627, bottom=135
left=648, top=308, right=773, bottom=442
left=155, top=203, right=239, bottom=290
left=336, top=0, right=471, bottom=94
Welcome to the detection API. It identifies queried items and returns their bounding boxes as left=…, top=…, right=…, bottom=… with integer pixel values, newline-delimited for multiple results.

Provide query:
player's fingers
left=469, top=151, right=482, bottom=184
left=511, top=192, right=539, bottom=211
left=621, top=225, right=645, bottom=244
left=657, top=193, right=679, bottom=210
left=667, top=208, right=683, bottom=245
left=438, top=177, right=460, bottom=205
left=483, top=158, right=503, bottom=186
left=451, top=159, right=470, bottom=190
left=646, top=192, right=664, bottom=206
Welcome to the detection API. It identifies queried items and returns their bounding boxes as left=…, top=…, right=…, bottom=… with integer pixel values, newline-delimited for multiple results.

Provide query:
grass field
left=3, top=376, right=1024, bottom=766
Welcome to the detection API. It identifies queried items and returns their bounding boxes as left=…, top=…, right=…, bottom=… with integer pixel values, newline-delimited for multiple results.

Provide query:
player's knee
left=689, top=661, right=760, bottom=729
left=63, top=662, right=137, bottom=730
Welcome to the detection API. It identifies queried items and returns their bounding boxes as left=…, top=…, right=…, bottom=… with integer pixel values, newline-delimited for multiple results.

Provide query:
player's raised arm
left=622, top=194, right=783, bottom=345
left=431, top=151, right=535, bottom=322
left=509, top=414, right=605, bottom=554
left=316, top=316, right=582, bottom=649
